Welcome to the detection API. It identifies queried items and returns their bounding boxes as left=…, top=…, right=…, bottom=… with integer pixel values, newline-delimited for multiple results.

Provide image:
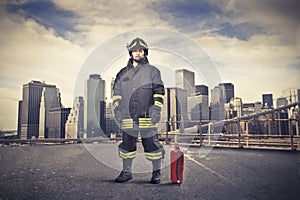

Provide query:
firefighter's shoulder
left=116, top=66, right=129, bottom=79
left=145, top=64, right=161, bottom=73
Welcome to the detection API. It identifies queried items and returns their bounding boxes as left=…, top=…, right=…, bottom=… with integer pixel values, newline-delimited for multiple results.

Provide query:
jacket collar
left=127, top=57, right=149, bottom=69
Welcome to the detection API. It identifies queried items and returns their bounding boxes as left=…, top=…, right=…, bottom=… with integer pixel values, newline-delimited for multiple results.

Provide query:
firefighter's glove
left=149, top=106, right=161, bottom=124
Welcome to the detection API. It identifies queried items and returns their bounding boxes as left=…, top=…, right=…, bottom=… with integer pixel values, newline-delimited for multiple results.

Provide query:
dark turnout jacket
left=112, top=57, right=164, bottom=124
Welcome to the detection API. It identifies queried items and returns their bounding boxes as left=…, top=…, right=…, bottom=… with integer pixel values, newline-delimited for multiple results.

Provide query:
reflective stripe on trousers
left=119, top=150, right=137, bottom=159
left=118, top=129, right=164, bottom=161
left=145, top=151, right=163, bottom=160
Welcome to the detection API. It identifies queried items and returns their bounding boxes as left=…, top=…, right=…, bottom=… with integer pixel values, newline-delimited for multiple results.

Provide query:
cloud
left=52, top=0, right=171, bottom=47
left=0, top=0, right=173, bottom=129
left=222, top=0, right=300, bottom=45
left=150, top=0, right=300, bottom=46
left=0, top=4, right=87, bottom=129
left=197, top=33, right=300, bottom=102
left=149, top=0, right=224, bottom=33
left=5, top=0, right=79, bottom=38
left=0, top=0, right=299, bottom=130
left=217, top=22, right=264, bottom=41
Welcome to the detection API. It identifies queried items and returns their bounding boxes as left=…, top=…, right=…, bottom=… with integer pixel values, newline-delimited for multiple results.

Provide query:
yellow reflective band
left=153, top=94, right=164, bottom=99
left=122, top=119, right=133, bottom=129
left=113, top=95, right=122, bottom=100
left=113, top=101, right=119, bottom=109
left=138, top=118, right=158, bottom=128
left=139, top=124, right=158, bottom=128
left=139, top=125, right=157, bottom=128
left=145, top=152, right=162, bottom=160
left=122, top=124, right=133, bottom=129
left=122, top=119, right=132, bottom=122
left=122, top=125, right=133, bottom=129
left=145, top=152, right=162, bottom=156
left=139, top=41, right=148, bottom=49
left=154, top=101, right=163, bottom=108
left=147, top=155, right=162, bottom=160
left=129, top=41, right=137, bottom=49
left=139, top=118, right=151, bottom=121
left=120, top=151, right=137, bottom=159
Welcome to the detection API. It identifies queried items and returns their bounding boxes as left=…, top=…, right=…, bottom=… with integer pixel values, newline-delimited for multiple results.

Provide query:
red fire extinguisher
left=170, top=144, right=184, bottom=184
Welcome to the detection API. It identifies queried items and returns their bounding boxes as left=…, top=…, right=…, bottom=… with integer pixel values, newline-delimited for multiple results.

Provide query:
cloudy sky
left=0, top=0, right=299, bottom=130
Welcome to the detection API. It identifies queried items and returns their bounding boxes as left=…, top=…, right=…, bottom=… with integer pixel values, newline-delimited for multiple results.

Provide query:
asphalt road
left=0, top=143, right=299, bottom=200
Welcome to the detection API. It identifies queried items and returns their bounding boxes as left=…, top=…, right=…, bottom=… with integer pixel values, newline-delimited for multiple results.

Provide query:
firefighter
left=113, top=37, right=165, bottom=184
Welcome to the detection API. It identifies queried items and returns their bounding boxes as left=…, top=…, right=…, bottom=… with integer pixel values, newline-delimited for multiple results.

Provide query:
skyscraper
left=105, top=102, right=119, bottom=136
left=48, top=107, right=71, bottom=138
left=65, top=96, right=84, bottom=139
left=243, top=102, right=262, bottom=116
left=84, top=74, right=106, bottom=137
left=210, top=83, right=234, bottom=120
left=39, top=86, right=61, bottom=138
left=210, top=85, right=223, bottom=120
left=175, top=69, right=195, bottom=96
left=188, top=85, right=209, bottom=123
left=219, top=83, right=234, bottom=103
left=111, top=78, right=115, bottom=99
left=276, top=97, right=288, bottom=108
left=229, top=97, right=243, bottom=118
left=274, top=97, right=289, bottom=135
left=161, top=87, right=188, bottom=132
left=195, top=85, right=208, bottom=96
left=18, top=80, right=61, bottom=139
left=262, top=94, right=273, bottom=109
left=17, top=100, right=22, bottom=138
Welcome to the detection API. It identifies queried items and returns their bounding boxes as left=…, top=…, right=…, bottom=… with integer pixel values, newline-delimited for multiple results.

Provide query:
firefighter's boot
left=151, top=159, right=161, bottom=184
left=115, top=159, right=133, bottom=183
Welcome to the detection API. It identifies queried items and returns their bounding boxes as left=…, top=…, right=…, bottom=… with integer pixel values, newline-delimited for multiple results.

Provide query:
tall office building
left=17, top=100, right=22, bottom=138
left=84, top=74, right=106, bottom=137
left=276, top=97, right=288, bottom=108
left=273, top=97, right=289, bottom=135
left=105, top=102, right=119, bottom=136
left=111, top=78, right=115, bottom=99
left=243, top=102, right=262, bottom=116
left=65, top=97, right=84, bottom=139
left=210, top=86, right=224, bottom=120
left=18, top=80, right=61, bottom=139
left=219, top=83, right=234, bottom=103
left=195, top=85, right=208, bottom=96
left=227, top=97, right=243, bottom=118
left=262, top=94, right=273, bottom=109
left=160, top=87, right=188, bottom=132
left=48, top=107, right=71, bottom=138
left=39, top=87, right=61, bottom=138
left=210, top=83, right=234, bottom=120
left=175, top=69, right=195, bottom=96
left=188, top=85, right=209, bottom=123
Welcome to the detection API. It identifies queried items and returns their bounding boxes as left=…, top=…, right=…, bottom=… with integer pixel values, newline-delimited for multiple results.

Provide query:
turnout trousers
left=118, top=128, right=164, bottom=161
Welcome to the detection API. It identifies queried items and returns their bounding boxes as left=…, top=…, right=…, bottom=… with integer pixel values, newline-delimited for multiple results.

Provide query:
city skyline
left=1, top=1, right=299, bottom=130
left=13, top=73, right=299, bottom=133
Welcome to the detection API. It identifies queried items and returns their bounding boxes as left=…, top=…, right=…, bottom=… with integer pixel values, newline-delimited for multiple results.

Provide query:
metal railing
left=160, top=117, right=300, bottom=151
left=1, top=116, right=299, bottom=150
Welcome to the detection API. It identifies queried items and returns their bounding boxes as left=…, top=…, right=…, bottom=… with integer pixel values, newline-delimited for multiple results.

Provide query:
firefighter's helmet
left=127, top=37, right=149, bottom=56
